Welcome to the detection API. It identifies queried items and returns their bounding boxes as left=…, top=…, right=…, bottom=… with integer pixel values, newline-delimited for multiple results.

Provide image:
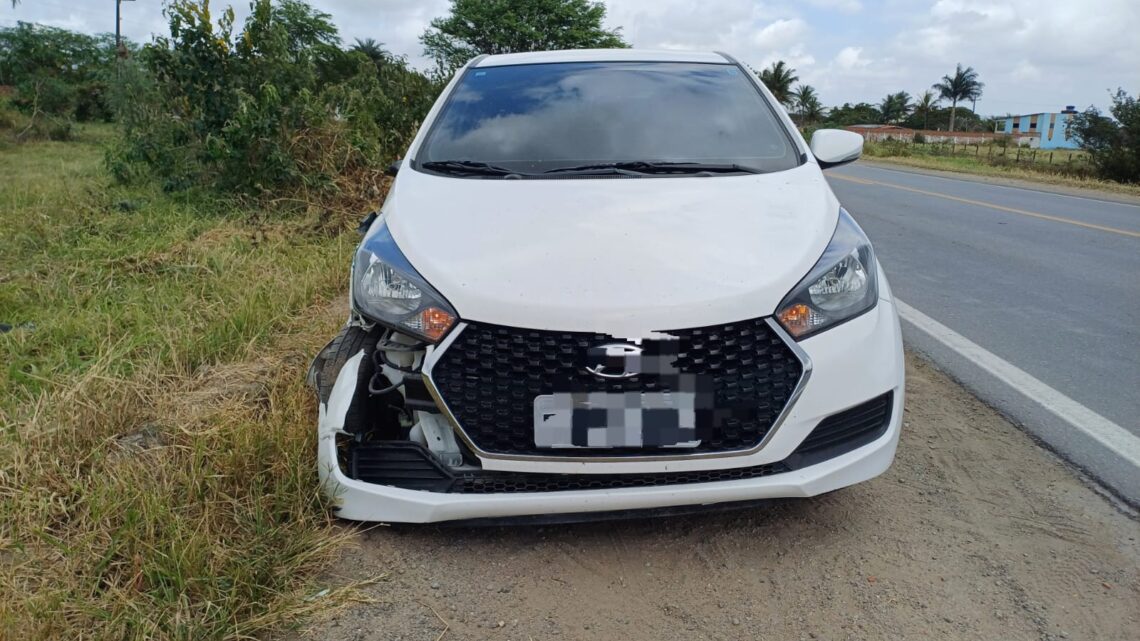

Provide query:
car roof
left=474, top=49, right=731, bottom=67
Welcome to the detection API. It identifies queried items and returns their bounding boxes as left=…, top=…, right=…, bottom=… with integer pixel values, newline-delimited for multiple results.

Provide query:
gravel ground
left=300, top=354, right=1140, bottom=641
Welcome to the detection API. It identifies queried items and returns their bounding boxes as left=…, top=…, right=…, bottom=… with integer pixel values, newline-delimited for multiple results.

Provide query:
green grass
left=1, top=126, right=364, bottom=639
left=861, top=140, right=1140, bottom=196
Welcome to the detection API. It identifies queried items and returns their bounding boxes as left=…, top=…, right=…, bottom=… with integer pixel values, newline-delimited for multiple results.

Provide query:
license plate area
left=533, top=392, right=701, bottom=449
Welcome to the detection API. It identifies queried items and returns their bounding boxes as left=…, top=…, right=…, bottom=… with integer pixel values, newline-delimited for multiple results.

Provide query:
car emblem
left=585, top=343, right=643, bottom=379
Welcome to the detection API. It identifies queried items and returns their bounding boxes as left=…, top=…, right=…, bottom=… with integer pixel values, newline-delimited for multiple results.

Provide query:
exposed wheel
left=314, top=325, right=379, bottom=432
left=313, top=325, right=407, bottom=438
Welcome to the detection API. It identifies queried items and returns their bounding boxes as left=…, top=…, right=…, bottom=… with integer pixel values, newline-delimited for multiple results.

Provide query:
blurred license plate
left=533, top=392, right=700, bottom=448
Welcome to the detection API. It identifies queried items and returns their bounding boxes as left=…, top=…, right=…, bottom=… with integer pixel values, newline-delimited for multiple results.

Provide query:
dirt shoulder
left=303, top=354, right=1139, bottom=641
left=859, top=158, right=1140, bottom=204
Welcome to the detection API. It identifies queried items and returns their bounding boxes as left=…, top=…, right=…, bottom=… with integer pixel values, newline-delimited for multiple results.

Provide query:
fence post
left=1016, top=147, right=1021, bottom=162
left=1049, top=152, right=1053, bottom=164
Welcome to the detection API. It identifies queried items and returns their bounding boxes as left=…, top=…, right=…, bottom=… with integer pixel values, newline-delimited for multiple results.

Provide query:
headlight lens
left=776, top=208, right=878, bottom=339
left=352, top=221, right=457, bottom=342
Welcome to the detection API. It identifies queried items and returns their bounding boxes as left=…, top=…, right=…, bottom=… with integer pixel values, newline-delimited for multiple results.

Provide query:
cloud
left=4, top=0, right=1137, bottom=115
left=834, top=46, right=870, bottom=71
left=752, top=18, right=808, bottom=50
left=805, top=0, right=863, bottom=13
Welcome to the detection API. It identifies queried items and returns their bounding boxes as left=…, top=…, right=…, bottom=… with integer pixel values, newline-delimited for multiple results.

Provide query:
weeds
left=0, top=127, right=363, bottom=639
left=860, top=139, right=1140, bottom=196
left=108, top=0, right=438, bottom=212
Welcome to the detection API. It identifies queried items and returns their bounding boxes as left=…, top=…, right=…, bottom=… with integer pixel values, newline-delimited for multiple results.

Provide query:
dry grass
left=862, top=141, right=1140, bottom=197
left=0, top=127, right=372, bottom=639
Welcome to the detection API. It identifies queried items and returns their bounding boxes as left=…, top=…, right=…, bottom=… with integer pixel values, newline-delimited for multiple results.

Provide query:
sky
left=5, top=0, right=1138, bottom=116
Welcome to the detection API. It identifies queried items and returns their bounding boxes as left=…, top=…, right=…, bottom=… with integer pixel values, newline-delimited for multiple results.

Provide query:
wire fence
left=866, top=137, right=1096, bottom=177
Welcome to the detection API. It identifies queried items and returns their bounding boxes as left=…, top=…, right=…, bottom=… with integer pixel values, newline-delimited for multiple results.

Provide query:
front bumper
left=317, top=298, right=904, bottom=523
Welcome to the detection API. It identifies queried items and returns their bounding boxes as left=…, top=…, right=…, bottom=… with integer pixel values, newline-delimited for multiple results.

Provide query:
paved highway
left=827, top=162, right=1140, bottom=505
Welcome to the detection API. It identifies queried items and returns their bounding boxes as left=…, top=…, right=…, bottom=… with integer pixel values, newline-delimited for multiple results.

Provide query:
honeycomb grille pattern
left=430, top=318, right=803, bottom=456
left=451, top=462, right=791, bottom=493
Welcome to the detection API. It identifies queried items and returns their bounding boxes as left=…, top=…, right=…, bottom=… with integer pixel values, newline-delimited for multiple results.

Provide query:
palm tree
left=352, top=37, right=390, bottom=67
left=913, top=90, right=940, bottom=130
left=801, top=96, right=825, bottom=124
left=790, top=84, right=821, bottom=124
left=755, top=60, right=798, bottom=107
left=932, top=63, right=984, bottom=132
left=879, top=91, right=912, bottom=125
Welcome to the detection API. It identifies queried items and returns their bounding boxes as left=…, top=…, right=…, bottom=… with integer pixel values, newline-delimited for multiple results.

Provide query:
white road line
left=895, top=299, right=1140, bottom=467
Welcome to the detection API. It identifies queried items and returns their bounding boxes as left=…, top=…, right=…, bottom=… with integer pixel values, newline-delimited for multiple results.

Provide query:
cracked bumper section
left=317, top=300, right=904, bottom=524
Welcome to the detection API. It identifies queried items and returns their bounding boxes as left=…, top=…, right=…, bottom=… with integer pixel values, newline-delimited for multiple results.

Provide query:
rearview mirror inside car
left=809, top=129, right=863, bottom=169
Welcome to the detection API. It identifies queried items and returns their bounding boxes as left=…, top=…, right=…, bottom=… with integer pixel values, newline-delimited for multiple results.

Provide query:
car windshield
left=416, top=61, right=801, bottom=176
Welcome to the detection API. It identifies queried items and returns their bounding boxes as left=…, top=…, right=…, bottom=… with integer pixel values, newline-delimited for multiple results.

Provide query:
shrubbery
left=1068, top=89, right=1140, bottom=183
left=108, top=0, right=442, bottom=209
left=0, top=23, right=125, bottom=140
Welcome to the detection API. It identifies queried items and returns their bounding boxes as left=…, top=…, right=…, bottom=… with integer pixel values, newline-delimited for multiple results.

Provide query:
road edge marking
left=895, top=299, right=1140, bottom=467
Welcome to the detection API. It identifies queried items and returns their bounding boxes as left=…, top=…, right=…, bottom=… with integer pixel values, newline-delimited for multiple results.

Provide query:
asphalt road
left=826, top=162, right=1140, bottom=505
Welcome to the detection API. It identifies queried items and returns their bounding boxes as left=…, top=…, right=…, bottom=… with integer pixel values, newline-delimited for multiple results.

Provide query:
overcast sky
left=5, top=0, right=1138, bottom=115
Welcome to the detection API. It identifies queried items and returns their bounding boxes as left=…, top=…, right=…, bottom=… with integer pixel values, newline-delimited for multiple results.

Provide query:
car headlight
left=776, top=208, right=878, bottom=339
left=352, top=221, right=457, bottom=342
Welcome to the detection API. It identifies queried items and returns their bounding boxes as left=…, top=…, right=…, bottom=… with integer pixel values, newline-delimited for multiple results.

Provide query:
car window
left=417, top=61, right=800, bottom=175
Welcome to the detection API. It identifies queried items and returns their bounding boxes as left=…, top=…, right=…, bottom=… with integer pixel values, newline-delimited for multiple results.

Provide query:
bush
left=1068, top=89, right=1140, bottom=183
left=0, top=23, right=122, bottom=123
left=912, top=131, right=926, bottom=144
left=865, top=138, right=911, bottom=157
left=110, top=0, right=441, bottom=210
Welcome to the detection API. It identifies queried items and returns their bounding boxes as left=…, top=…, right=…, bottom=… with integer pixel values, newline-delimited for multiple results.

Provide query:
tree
left=0, top=22, right=124, bottom=121
left=878, top=91, right=912, bottom=125
left=352, top=37, right=389, bottom=67
left=421, top=0, right=627, bottom=73
left=1068, top=89, right=1140, bottom=183
left=789, top=83, right=821, bottom=124
left=824, top=102, right=882, bottom=127
left=932, top=63, right=983, bottom=132
left=912, top=90, right=940, bottom=130
left=113, top=0, right=440, bottom=199
left=755, top=60, right=798, bottom=106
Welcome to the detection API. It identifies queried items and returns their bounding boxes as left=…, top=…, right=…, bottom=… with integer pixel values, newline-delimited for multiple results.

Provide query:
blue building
left=1000, top=107, right=1081, bottom=149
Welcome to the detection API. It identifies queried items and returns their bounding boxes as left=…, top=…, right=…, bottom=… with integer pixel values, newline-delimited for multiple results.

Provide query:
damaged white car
left=310, top=49, right=904, bottom=524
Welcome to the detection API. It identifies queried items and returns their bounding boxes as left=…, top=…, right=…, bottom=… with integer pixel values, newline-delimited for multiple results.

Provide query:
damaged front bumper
left=314, top=299, right=905, bottom=524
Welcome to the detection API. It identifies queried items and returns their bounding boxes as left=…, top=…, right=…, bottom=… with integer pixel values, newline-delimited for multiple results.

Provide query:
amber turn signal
left=401, top=306, right=457, bottom=342
left=776, top=303, right=813, bottom=338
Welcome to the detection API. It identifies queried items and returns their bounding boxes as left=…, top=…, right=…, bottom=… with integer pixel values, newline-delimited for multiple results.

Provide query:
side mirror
left=809, top=130, right=863, bottom=169
left=386, top=159, right=402, bottom=177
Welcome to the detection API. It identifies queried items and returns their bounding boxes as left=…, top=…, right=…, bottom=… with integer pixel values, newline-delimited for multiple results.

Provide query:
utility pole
left=116, top=0, right=136, bottom=56
left=115, top=0, right=136, bottom=79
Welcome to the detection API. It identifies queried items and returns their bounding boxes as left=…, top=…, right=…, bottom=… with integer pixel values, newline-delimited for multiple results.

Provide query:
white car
left=310, top=49, right=904, bottom=523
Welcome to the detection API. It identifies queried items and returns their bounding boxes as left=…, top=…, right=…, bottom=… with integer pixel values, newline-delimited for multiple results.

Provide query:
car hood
left=382, top=163, right=839, bottom=336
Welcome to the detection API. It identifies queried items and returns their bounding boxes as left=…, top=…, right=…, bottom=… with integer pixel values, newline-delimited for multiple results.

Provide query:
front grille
left=345, top=395, right=895, bottom=494
left=785, top=392, right=893, bottom=468
left=452, top=462, right=790, bottom=493
left=349, top=441, right=453, bottom=492
left=429, top=318, right=803, bottom=456
left=346, top=442, right=791, bottom=493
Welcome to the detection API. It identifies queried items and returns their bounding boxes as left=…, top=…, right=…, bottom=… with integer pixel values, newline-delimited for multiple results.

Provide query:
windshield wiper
left=420, top=160, right=526, bottom=177
left=543, top=161, right=764, bottom=176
